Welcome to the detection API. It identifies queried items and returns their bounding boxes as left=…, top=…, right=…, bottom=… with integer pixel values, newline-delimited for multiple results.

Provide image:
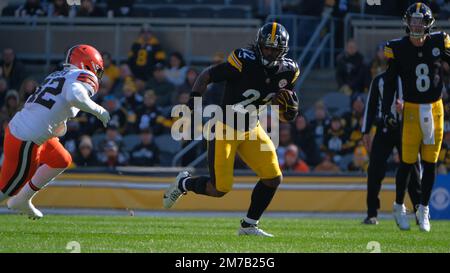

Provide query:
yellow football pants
left=207, top=121, right=281, bottom=193
left=402, top=100, right=444, bottom=164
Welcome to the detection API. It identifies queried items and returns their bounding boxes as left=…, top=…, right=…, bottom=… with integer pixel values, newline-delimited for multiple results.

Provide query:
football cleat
left=7, top=196, right=43, bottom=220
left=393, top=202, right=410, bottom=231
left=238, top=220, right=274, bottom=237
left=362, top=217, right=379, bottom=225
left=416, top=205, right=431, bottom=232
left=163, top=171, right=190, bottom=209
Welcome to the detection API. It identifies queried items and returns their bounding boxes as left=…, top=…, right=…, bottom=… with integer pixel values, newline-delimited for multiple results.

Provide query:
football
left=272, top=89, right=298, bottom=122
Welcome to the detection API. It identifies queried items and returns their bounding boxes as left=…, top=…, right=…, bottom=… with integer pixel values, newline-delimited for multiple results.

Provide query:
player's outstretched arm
left=66, top=82, right=111, bottom=127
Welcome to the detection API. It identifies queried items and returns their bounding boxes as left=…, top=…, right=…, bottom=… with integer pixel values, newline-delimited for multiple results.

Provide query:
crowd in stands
left=1, top=1, right=450, bottom=174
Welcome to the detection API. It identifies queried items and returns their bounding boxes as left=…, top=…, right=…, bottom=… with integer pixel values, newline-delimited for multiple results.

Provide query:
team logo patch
left=433, top=48, right=440, bottom=57
left=430, top=187, right=450, bottom=210
left=278, top=79, right=288, bottom=88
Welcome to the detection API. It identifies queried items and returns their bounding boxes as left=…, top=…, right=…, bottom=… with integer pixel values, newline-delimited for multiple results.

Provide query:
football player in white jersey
left=0, top=44, right=111, bottom=219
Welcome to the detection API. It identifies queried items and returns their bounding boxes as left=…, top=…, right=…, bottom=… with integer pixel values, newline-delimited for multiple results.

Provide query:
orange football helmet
left=65, top=44, right=104, bottom=79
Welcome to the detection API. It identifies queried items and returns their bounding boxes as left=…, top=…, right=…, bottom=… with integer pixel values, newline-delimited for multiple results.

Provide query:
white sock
left=244, top=217, right=259, bottom=226
left=15, top=165, right=66, bottom=201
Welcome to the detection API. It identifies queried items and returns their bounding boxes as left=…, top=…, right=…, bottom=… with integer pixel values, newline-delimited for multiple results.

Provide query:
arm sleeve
left=286, top=64, right=300, bottom=90
left=382, top=44, right=398, bottom=115
left=209, top=62, right=240, bottom=83
left=361, top=77, right=380, bottom=134
left=66, top=82, right=104, bottom=117
left=442, top=32, right=450, bottom=64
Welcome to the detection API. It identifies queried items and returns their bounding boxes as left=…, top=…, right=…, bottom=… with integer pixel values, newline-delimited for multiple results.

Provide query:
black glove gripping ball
left=272, top=89, right=299, bottom=122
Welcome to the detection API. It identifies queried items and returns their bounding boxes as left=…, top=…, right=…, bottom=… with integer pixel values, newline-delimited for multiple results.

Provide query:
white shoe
left=7, top=196, right=43, bottom=220
left=163, top=171, right=190, bottom=209
left=416, top=205, right=431, bottom=232
left=393, top=203, right=410, bottom=231
left=238, top=221, right=274, bottom=237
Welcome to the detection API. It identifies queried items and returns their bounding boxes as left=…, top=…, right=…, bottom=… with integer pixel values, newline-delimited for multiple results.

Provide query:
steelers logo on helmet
left=255, top=22, right=289, bottom=67
left=403, top=2, right=435, bottom=39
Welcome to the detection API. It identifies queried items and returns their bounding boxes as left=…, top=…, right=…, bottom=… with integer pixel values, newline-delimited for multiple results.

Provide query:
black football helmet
left=255, top=22, right=289, bottom=67
left=403, top=2, right=435, bottom=39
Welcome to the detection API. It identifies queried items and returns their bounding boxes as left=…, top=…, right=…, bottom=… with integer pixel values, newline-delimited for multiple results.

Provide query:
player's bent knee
left=52, top=152, right=72, bottom=169
left=206, top=181, right=229, bottom=197
left=261, top=175, right=282, bottom=188
left=212, top=190, right=227, bottom=198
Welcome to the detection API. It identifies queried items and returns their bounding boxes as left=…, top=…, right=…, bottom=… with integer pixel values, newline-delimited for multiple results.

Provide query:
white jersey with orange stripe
left=9, top=67, right=101, bottom=145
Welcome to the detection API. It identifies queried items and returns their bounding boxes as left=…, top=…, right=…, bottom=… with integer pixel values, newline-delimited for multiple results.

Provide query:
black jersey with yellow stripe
left=208, top=47, right=299, bottom=130
left=210, top=47, right=299, bottom=113
left=383, top=31, right=450, bottom=105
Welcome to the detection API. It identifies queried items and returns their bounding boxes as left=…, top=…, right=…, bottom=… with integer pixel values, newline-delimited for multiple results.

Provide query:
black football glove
left=276, top=89, right=299, bottom=122
left=383, top=112, right=398, bottom=130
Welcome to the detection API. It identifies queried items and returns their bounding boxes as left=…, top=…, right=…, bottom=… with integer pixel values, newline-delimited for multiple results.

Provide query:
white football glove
left=96, top=107, right=111, bottom=128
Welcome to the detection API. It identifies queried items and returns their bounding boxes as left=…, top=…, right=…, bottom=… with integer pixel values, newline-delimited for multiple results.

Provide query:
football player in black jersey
left=383, top=2, right=450, bottom=232
left=163, top=22, right=300, bottom=237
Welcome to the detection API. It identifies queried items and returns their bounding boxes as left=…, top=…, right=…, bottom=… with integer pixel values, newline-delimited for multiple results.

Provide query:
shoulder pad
left=279, top=58, right=300, bottom=84
left=442, top=31, right=450, bottom=49
left=71, top=69, right=99, bottom=96
left=384, top=38, right=403, bottom=59
left=226, top=48, right=257, bottom=72
left=279, top=58, right=299, bottom=72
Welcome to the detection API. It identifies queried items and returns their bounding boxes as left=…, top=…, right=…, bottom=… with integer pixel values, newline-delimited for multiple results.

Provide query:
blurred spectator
left=129, top=128, right=160, bottom=166
left=1, top=48, right=26, bottom=90
left=98, top=140, right=127, bottom=168
left=73, top=135, right=100, bottom=167
left=347, top=141, right=369, bottom=172
left=309, top=101, right=330, bottom=148
left=128, top=24, right=166, bottom=81
left=48, top=0, right=74, bottom=18
left=322, top=115, right=348, bottom=156
left=177, top=67, right=198, bottom=94
left=106, top=0, right=134, bottom=18
left=438, top=126, right=450, bottom=174
left=164, top=52, right=188, bottom=87
left=342, top=94, right=365, bottom=151
left=386, top=146, right=401, bottom=174
left=0, top=78, right=8, bottom=107
left=0, top=90, right=20, bottom=121
left=99, top=124, right=127, bottom=156
left=146, top=63, right=175, bottom=107
left=120, top=77, right=143, bottom=134
left=276, top=124, right=293, bottom=166
left=96, top=76, right=114, bottom=105
left=15, top=0, right=46, bottom=17
left=314, top=152, right=341, bottom=173
left=336, top=39, right=367, bottom=95
left=204, top=53, right=226, bottom=106
left=60, top=120, right=81, bottom=155
left=77, top=0, right=105, bottom=17
left=102, top=52, right=120, bottom=86
left=18, top=78, right=38, bottom=103
left=137, top=89, right=163, bottom=135
left=212, top=52, right=225, bottom=65
left=103, top=96, right=128, bottom=134
left=370, top=43, right=388, bottom=80
left=291, top=115, right=322, bottom=166
left=112, top=63, right=133, bottom=97
left=281, top=144, right=310, bottom=173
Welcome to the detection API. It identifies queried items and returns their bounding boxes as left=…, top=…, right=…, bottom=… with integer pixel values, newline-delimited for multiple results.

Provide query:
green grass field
left=0, top=214, right=449, bottom=253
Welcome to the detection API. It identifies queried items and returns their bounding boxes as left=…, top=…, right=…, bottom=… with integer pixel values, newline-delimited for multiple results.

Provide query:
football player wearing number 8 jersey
left=163, top=23, right=300, bottom=237
left=382, top=3, right=450, bottom=232
left=0, top=44, right=111, bottom=219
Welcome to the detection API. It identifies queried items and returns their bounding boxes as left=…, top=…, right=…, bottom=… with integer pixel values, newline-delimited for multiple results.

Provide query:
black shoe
left=362, top=217, right=379, bottom=225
